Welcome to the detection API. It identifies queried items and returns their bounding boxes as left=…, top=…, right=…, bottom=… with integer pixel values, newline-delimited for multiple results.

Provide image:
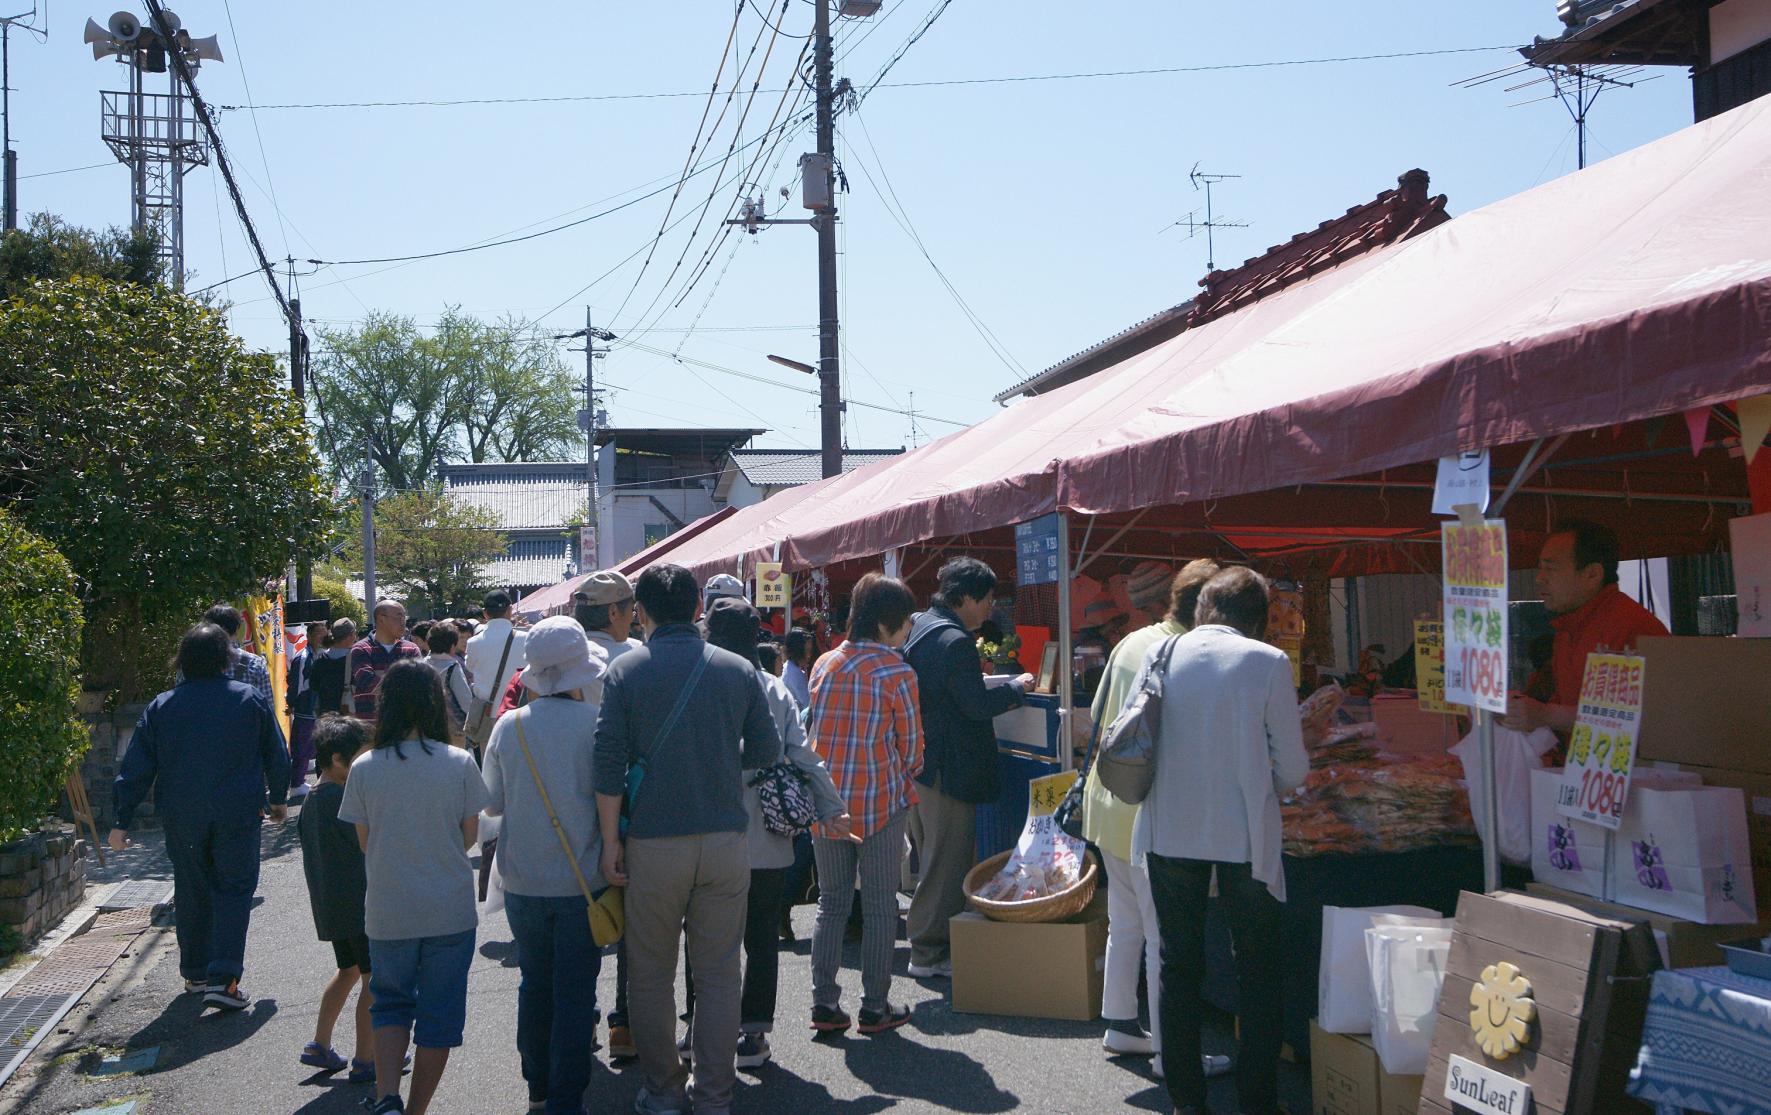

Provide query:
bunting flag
left=1684, top=406, right=1711, bottom=457
left=1641, top=415, right=1668, bottom=449
left=1737, top=394, right=1771, bottom=466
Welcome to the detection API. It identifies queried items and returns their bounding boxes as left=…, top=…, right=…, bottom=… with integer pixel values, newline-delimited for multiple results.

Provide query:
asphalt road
left=0, top=819, right=1310, bottom=1114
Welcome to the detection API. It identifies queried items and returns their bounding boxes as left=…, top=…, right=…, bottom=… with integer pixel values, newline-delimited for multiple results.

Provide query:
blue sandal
left=300, top=1043, right=348, bottom=1073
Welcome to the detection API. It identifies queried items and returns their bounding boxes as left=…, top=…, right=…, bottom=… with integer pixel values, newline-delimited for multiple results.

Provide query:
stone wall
left=0, top=827, right=87, bottom=948
left=70, top=700, right=153, bottom=834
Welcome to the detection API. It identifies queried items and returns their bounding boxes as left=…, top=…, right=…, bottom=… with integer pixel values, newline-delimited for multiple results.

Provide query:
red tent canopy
left=513, top=505, right=740, bottom=620
left=652, top=98, right=1771, bottom=582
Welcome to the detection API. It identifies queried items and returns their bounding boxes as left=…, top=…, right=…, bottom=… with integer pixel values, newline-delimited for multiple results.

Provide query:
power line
left=219, top=45, right=1522, bottom=111
left=18, top=161, right=111, bottom=180
left=857, top=0, right=953, bottom=103
left=221, top=0, right=290, bottom=259
left=143, top=0, right=291, bottom=324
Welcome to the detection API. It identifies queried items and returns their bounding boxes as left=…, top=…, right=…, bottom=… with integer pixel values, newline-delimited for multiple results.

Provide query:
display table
left=1628, top=966, right=1771, bottom=1114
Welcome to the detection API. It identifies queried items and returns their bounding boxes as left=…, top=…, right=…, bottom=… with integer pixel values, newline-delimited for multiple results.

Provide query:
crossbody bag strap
left=480, top=629, right=516, bottom=716
left=513, top=712, right=596, bottom=905
left=639, top=647, right=712, bottom=769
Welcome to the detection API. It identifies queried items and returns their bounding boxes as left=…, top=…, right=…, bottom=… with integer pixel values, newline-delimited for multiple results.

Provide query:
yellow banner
left=244, top=595, right=291, bottom=743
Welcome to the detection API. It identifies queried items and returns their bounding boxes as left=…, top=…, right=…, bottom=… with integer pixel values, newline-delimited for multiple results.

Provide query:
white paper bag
left=1612, top=785, right=1757, bottom=924
left=1452, top=726, right=1558, bottom=866
left=1365, top=923, right=1452, bottom=1075
left=1530, top=768, right=1611, bottom=899
left=1317, top=905, right=1440, bottom=1033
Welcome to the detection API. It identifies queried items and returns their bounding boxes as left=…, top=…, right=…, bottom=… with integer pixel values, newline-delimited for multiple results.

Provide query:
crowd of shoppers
left=113, top=553, right=1315, bottom=1115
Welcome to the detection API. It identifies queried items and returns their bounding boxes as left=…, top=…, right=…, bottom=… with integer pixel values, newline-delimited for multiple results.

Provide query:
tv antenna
left=1457, top=61, right=1652, bottom=171
left=1169, top=164, right=1249, bottom=272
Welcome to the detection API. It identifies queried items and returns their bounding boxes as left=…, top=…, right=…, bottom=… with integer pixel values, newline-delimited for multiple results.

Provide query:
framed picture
left=1036, top=642, right=1061, bottom=694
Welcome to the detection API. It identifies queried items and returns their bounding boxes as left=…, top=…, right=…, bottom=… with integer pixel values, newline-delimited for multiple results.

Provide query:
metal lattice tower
left=86, top=9, right=222, bottom=289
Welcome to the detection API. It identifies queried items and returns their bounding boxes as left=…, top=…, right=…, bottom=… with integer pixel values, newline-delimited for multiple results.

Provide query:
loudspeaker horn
left=84, top=17, right=110, bottom=44
left=106, top=10, right=142, bottom=41
left=156, top=8, right=181, bottom=34
left=91, top=40, right=123, bottom=60
left=186, top=33, right=223, bottom=62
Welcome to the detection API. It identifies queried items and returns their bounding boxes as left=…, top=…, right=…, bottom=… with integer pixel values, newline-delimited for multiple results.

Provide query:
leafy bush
left=0, top=510, right=87, bottom=842
left=312, top=569, right=367, bottom=630
left=0, top=277, right=336, bottom=697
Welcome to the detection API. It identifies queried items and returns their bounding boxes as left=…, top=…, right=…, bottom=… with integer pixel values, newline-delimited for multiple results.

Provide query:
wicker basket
left=962, top=849, right=1099, bottom=924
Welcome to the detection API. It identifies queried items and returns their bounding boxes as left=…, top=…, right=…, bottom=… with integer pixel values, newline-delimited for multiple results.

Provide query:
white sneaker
left=1102, top=1026, right=1155, bottom=1056
left=906, top=959, right=952, bottom=979
left=288, top=783, right=311, bottom=801
left=183, top=978, right=206, bottom=993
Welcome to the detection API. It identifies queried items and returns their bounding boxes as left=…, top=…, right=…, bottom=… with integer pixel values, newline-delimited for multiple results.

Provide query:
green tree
left=0, top=510, right=88, bottom=841
left=348, top=490, right=505, bottom=617
left=0, top=276, right=335, bottom=696
left=311, top=568, right=367, bottom=630
left=312, top=309, right=580, bottom=488
left=0, top=213, right=164, bottom=300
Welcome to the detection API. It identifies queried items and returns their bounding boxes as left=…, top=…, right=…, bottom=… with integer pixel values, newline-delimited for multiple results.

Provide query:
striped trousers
left=810, top=810, right=909, bottom=1016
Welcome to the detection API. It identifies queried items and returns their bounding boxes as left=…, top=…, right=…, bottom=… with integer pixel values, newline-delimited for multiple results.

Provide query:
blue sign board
left=1014, top=513, right=1061, bottom=586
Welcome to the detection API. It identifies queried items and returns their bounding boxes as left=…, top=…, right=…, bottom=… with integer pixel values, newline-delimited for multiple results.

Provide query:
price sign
left=1556, top=652, right=1645, bottom=830
left=1014, top=514, right=1061, bottom=587
left=1441, top=519, right=1509, bottom=714
left=753, top=562, right=791, bottom=609
left=1026, top=771, right=1077, bottom=817
left=1413, top=619, right=1454, bottom=713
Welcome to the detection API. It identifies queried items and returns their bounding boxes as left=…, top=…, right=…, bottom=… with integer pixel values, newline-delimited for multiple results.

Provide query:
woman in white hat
left=480, top=616, right=611, bottom=1114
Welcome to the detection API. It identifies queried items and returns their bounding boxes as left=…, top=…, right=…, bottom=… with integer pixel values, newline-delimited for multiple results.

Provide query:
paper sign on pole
left=753, top=562, right=791, bottom=609
left=1556, top=652, right=1645, bottom=830
left=1433, top=450, right=1491, bottom=516
left=1442, top=519, right=1509, bottom=714
left=1027, top=771, right=1077, bottom=818
left=1731, top=511, right=1771, bottom=637
left=1413, top=619, right=1455, bottom=713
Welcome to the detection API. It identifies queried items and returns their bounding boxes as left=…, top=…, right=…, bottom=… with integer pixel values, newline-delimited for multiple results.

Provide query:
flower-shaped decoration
left=1469, top=961, right=1537, bottom=1060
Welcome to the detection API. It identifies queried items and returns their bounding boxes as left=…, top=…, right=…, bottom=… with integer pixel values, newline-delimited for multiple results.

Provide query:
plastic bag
left=1318, top=906, right=1442, bottom=1033
left=979, top=809, right=1088, bottom=902
left=1365, top=922, right=1453, bottom=1075
left=1450, top=725, right=1557, bottom=866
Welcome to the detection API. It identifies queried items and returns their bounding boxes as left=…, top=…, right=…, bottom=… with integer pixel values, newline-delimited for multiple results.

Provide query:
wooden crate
left=1418, top=891, right=1660, bottom=1115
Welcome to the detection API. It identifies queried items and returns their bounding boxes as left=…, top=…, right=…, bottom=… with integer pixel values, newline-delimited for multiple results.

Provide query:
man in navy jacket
left=112, top=622, right=290, bottom=1010
left=901, top=558, right=1030, bottom=978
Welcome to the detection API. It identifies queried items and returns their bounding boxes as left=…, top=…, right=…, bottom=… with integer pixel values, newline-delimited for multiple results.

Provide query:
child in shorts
left=297, top=715, right=378, bottom=1081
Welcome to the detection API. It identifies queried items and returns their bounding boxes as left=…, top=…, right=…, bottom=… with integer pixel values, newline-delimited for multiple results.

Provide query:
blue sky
left=17, top=1, right=1694, bottom=450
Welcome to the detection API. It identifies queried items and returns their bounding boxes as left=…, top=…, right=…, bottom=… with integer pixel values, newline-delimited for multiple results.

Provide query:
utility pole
left=556, top=311, right=616, bottom=573
left=290, top=294, right=312, bottom=602
left=813, top=0, right=842, bottom=480
left=2, top=15, right=17, bottom=232
left=360, top=441, right=376, bottom=615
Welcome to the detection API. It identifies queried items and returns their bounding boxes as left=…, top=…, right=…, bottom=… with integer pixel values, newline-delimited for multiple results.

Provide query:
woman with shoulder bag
left=683, top=597, right=853, bottom=1070
left=1136, top=567, right=1310, bottom=1115
left=481, top=615, right=614, bottom=1115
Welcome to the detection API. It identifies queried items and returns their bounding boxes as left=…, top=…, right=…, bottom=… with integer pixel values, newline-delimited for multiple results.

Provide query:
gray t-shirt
left=338, top=738, right=489, bottom=940
left=483, top=695, right=604, bottom=899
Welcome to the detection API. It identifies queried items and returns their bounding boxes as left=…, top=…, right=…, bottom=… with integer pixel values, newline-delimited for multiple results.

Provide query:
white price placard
left=1445, top=1054, right=1531, bottom=1114
left=1555, top=652, right=1645, bottom=830
left=1434, top=450, right=1492, bottom=516
left=1442, top=519, right=1509, bottom=714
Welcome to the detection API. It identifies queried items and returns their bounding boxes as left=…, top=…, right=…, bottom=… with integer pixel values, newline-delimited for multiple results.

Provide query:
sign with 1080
left=1441, top=519, right=1509, bottom=714
left=1556, top=652, right=1645, bottom=830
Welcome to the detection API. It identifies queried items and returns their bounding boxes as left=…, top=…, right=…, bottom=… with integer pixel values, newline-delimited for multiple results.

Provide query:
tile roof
left=440, top=463, right=587, bottom=530
left=1522, top=0, right=1702, bottom=68
left=1186, top=169, right=1450, bottom=329
left=728, top=448, right=905, bottom=487
left=995, top=170, right=1449, bottom=402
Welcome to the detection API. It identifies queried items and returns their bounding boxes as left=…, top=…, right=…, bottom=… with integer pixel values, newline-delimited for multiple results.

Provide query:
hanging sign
left=1731, top=512, right=1771, bottom=637
left=579, top=525, right=597, bottom=570
left=1414, top=618, right=1454, bottom=713
left=1442, top=519, right=1509, bottom=714
left=1433, top=450, right=1491, bottom=516
left=1556, top=652, right=1645, bottom=830
left=1014, top=514, right=1061, bottom=587
left=1445, top=1054, right=1532, bottom=1115
left=754, top=562, right=791, bottom=609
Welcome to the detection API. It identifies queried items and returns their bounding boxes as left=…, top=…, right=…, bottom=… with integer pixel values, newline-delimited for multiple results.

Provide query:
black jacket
left=903, top=605, right=1026, bottom=804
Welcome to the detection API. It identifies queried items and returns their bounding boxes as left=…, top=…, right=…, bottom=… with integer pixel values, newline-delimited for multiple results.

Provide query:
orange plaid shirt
left=806, top=640, right=924, bottom=840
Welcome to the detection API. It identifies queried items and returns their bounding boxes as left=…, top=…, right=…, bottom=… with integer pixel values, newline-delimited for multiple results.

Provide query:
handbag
left=1095, top=634, right=1181, bottom=805
left=623, top=647, right=711, bottom=826
left=513, top=712, right=625, bottom=948
left=466, top=629, right=516, bottom=751
left=749, top=761, right=819, bottom=837
left=1053, top=715, right=1102, bottom=840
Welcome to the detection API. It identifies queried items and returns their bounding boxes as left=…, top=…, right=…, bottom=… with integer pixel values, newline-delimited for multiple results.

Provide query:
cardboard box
left=1368, top=695, right=1459, bottom=755
left=1308, top=1022, right=1423, bottom=1115
left=951, top=892, right=1106, bottom=1020
left=1525, top=880, right=1771, bottom=967
left=1612, top=784, right=1757, bottom=924
left=1636, top=636, right=1771, bottom=774
left=1529, top=768, right=1611, bottom=899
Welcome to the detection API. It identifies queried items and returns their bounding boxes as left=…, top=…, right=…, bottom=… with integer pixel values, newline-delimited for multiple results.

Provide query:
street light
left=767, top=354, right=817, bottom=376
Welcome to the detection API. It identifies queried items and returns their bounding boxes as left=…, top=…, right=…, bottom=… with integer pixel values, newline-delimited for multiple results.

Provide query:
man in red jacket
left=1505, top=520, right=1667, bottom=737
